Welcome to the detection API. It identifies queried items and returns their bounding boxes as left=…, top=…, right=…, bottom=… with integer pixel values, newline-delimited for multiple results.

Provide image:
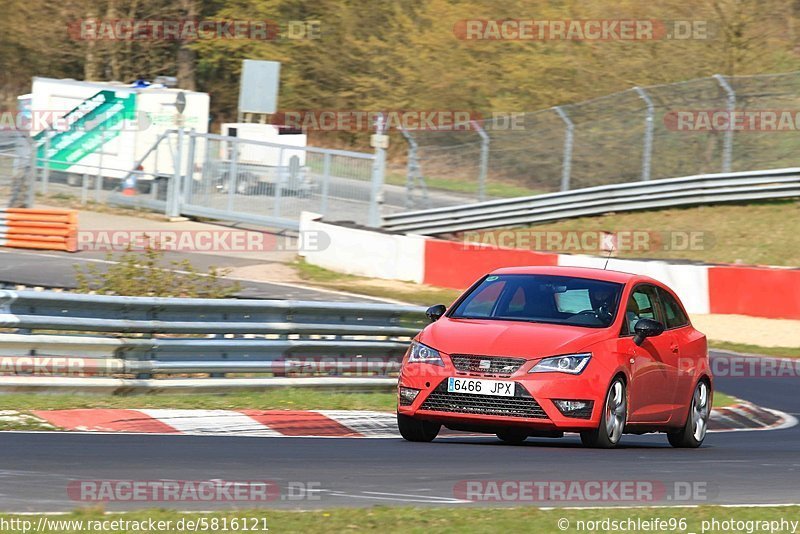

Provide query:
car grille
left=420, top=380, right=548, bottom=419
left=450, top=354, right=526, bottom=375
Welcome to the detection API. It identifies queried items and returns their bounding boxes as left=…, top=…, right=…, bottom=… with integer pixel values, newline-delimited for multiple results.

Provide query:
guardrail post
left=713, top=74, right=735, bottom=173
left=553, top=106, right=574, bottom=192
left=472, top=120, right=490, bottom=202
left=634, top=87, right=655, bottom=181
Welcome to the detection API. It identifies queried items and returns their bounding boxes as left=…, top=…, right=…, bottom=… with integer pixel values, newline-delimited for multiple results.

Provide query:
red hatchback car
left=397, top=266, right=713, bottom=448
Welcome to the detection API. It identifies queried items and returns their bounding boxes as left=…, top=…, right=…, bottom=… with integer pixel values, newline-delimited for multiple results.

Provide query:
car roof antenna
left=603, top=234, right=614, bottom=270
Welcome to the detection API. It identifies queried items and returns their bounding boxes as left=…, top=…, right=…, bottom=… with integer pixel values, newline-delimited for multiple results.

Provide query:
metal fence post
left=95, top=130, right=105, bottom=202
left=320, top=152, right=331, bottom=216
left=25, top=163, right=35, bottom=207
left=227, top=137, right=238, bottom=212
left=183, top=129, right=196, bottom=205
left=634, top=87, right=654, bottom=181
left=713, top=74, right=735, bottom=173
left=202, top=135, right=212, bottom=207
left=167, top=129, right=183, bottom=217
left=274, top=147, right=285, bottom=217
left=41, top=134, right=50, bottom=195
left=399, top=127, right=428, bottom=209
left=81, top=173, right=89, bottom=205
left=553, top=106, right=574, bottom=191
left=472, top=120, right=489, bottom=202
left=368, top=114, right=387, bottom=227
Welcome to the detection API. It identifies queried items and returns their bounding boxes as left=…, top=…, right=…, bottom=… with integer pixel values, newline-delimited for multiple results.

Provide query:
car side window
left=659, top=288, right=689, bottom=329
left=623, top=285, right=660, bottom=335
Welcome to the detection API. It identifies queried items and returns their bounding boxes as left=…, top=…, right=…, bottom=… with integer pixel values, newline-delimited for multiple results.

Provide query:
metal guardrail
left=0, top=290, right=426, bottom=387
left=382, top=168, right=800, bottom=235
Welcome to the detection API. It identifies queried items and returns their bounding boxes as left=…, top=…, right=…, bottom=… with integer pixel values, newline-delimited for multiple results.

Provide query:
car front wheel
left=581, top=377, right=627, bottom=448
left=667, top=380, right=711, bottom=448
left=397, top=413, right=440, bottom=442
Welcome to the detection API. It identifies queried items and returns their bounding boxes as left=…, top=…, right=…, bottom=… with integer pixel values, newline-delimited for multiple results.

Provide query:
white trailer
left=209, top=123, right=313, bottom=196
left=29, top=77, right=209, bottom=186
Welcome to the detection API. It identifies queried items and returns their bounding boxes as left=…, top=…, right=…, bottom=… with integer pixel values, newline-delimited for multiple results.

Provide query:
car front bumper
left=397, top=361, right=613, bottom=432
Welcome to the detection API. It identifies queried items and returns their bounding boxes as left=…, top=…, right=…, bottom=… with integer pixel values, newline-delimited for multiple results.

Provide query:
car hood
left=418, top=317, right=610, bottom=360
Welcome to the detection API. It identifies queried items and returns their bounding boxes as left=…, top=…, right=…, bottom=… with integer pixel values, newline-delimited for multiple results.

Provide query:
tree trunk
left=176, top=0, right=197, bottom=90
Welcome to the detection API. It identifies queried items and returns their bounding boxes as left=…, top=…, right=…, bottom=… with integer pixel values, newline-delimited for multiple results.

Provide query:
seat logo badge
left=479, top=359, right=491, bottom=370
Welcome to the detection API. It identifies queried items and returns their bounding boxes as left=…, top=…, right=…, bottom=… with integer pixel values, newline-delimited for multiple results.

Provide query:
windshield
left=450, top=274, right=624, bottom=328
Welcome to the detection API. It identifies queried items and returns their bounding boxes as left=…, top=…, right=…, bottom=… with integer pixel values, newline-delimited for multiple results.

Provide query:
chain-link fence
left=404, top=71, right=800, bottom=205
left=8, top=71, right=800, bottom=221
left=178, top=131, right=383, bottom=229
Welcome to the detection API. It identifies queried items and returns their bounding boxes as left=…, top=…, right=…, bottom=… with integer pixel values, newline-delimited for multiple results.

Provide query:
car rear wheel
left=667, top=380, right=711, bottom=448
left=397, top=413, right=440, bottom=442
left=496, top=430, right=528, bottom=444
left=581, top=377, right=626, bottom=448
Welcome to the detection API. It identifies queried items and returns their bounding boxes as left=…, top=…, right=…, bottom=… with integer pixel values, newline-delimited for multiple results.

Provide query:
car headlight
left=529, top=353, right=591, bottom=374
left=406, top=341, right=445, bottom=367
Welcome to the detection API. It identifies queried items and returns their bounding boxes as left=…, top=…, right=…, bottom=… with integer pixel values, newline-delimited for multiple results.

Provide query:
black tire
left=397, top=413, right=440, bottom=442
left=496, top=430, right=529, bottom=444
left=580, top=377, right=627, bottom=449
left=667, top=380, right=711, bottom=448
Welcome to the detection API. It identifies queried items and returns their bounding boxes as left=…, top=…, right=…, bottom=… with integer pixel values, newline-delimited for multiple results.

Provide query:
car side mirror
left=633, top=318, right=665, bottom=346
left=426, top=304, right=447, bottom=323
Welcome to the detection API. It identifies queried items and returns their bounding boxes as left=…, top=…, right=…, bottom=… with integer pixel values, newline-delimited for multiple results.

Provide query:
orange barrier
left=0, top=208, right=78, bottom=252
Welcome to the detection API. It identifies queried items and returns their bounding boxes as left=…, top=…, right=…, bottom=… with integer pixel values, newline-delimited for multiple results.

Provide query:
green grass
left=294, top=259, right=461, bottom=306
left=712, top=391, right=738, bottom=408
left=2, top=506, right=797, bottom=533
left=385, top=172, right=543, bottom=198
left=709, top=341, right=800, bottom=359
left=484, top=199, right=800, bottom=266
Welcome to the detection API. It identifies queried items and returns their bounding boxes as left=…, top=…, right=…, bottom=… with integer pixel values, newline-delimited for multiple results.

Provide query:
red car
left=397, top=266, right=712, bottom=448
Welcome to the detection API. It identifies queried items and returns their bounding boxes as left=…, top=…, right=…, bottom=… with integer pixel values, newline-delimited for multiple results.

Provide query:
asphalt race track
left=0, top=351, right=796, bottom=511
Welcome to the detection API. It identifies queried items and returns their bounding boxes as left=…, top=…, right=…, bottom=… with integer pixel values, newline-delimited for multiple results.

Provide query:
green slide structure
left=34, top=90, right=137, bottom=171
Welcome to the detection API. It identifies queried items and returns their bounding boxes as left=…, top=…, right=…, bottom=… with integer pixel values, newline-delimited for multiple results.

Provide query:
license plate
left=447, top=377, right=515, bottom=397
